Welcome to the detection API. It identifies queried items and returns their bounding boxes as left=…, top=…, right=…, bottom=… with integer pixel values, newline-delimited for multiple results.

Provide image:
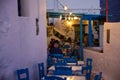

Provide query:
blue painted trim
left=88, top=18, right=93, bottom=46
left=47, top=12, right=106, bottom=20
left=80, top=18, right=84, bottom=61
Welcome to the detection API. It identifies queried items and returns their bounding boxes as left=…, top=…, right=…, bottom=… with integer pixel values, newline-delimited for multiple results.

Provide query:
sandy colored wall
left=84, top=22, right=120, bottom=80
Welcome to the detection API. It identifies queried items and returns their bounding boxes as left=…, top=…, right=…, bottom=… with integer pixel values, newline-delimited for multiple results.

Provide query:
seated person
left=50, top=40, right=62, bottom=54
left=63, top=37, right=72, bottom=50
left=63, top=41, right=71, bottom=50
left=71, top=42, right=80, bottom=60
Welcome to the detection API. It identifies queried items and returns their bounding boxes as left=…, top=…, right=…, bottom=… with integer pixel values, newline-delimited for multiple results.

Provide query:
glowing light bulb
left=60, top=15, right=62, bottom=20
left=67, top=21, right=72, bottom=26
left=64, top=6, right=68, bottom=11
left=74, top=16, right=78, bottom=20
left=69, top=12, right=72, bottom=15
left=68, top=17, right=71, bottom=20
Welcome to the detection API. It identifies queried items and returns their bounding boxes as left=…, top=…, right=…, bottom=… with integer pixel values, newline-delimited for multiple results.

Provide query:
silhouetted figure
left=49, top=38, right=55, bottom=52
left=83, top=33, right=88, bottom=47
left=50, top=40, right=62, bottom=54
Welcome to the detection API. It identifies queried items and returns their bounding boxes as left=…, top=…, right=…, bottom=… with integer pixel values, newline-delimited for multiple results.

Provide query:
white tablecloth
left=67, top=61, right=84, bottom=66
left=78, top=61, right=84, bottom=65
left=48, top=66, right=82, bottom=71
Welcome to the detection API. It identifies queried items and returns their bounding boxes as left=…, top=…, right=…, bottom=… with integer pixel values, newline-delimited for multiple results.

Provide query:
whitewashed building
left=0, top=0, right=47, bottom=80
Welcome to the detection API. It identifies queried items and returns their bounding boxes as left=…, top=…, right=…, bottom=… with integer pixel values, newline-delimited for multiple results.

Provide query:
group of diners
left=48, top=38, right=80, bottom=59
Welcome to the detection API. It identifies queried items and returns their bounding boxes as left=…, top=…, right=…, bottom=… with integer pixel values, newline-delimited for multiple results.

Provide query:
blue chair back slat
left=55, top=61, right=67, bottom=66
left=17, top=68, right=29, bottom=80
left=82, top=65, right=92, bottom=80
left=86, top=58, right=93, bottom=66
left=49, top=54, right=64, bottom=63
left=38, top=63, right=44, bottom=80
left=82, top=66, right=88, bottom=74
left=99, top=72, right=102, bottom=79
left=44, top=76, right=66, bottom=80
left=50, top=54, right=63, bottom=58
left=54, top=66, right=72, bottom=75
left=47, top=58, right=52, bottom=68
left=87, top=65, right=92, bottom=80
left=94, top=72, right=102, bottom=80
left=94, top=75, right=99, bottom=80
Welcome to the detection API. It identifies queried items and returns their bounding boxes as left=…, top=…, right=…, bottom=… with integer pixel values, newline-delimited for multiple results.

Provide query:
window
left=107, top=29, right=110, bottom=43
left=36, top=18, right=39, bottom=35
left=17, top=0, right=29, bottom=17
left=18, top=0, right=21, bottom=16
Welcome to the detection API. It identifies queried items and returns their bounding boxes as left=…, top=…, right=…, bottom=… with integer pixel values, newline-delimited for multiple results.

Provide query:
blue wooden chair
left=86, top=58, right=93, bottom=66
left=38, top=63, right=44, bottom=80
left=81, top=65, right=92, bottom=80
left=17, top=68, right=29, bottom=80
left=54, top=66, right=72, bottom=75
left=81, top=66, right=88, bottom=74
left=47, top=58, right=53, bottom=68
left=44, top=76, right=66, bottom=80
left=86, top=65, right=92, bottom=80
left=86, top=58, right=93, bottom=79
left=94, top=72, right=102, bottom=80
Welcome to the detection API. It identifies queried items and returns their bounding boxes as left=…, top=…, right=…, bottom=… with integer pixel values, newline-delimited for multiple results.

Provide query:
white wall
left=0, top=0, right=47, bottom=80
left=84, top=22, right=120, bottom=80
left=99, top=25, right=103, bottom=47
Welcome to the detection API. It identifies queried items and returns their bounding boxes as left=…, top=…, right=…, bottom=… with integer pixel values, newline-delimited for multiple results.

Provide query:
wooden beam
left=106, top=0, right=109, bottom=22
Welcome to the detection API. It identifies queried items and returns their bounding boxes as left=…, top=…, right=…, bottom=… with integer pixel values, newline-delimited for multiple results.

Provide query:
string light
left=59, top=15, right=62, bottom=20
left=69, top=12, right=72, bottom=15
left=73, top=16, right=79, bottom=20
left=57, top=0, right=80, bottom=22
left=64, top=6, right=68, bottom=11
left=67, top=21, right=72, bottom=26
